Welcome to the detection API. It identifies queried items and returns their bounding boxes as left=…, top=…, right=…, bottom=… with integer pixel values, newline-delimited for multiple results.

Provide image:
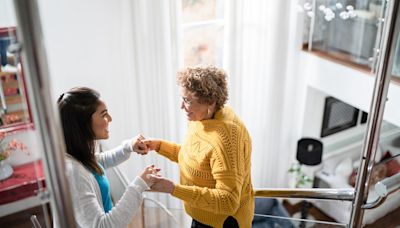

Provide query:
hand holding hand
left=148, top=175, right=175, bottom=194
left=142, top=139, right=161, bottom=152
left=140, top=165, right=161, bottom=187
left=132, top=134, right=149, bottom=155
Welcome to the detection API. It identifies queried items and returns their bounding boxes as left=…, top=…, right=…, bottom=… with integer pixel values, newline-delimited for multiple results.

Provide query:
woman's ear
left=208, top=101, right=217, bottom=115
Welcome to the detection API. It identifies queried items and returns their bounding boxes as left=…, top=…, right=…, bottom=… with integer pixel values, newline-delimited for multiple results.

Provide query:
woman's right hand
left=143, top=139, right=161, bottom=151
left=140, top=165, right=161, bottom=187
left=132, top=134, right=149, bottom=155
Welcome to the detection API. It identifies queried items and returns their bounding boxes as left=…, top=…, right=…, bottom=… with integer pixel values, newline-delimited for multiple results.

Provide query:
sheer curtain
left=116, top=0, right=185, bottom=208
left=224, top=0, right=307, bottom=188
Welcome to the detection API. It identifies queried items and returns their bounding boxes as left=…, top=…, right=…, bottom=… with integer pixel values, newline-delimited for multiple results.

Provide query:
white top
left=63, top=140, right=149, bottom=228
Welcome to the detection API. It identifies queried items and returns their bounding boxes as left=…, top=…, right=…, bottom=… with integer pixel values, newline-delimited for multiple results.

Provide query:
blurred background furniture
left=314, top=132, right=400, bottom=225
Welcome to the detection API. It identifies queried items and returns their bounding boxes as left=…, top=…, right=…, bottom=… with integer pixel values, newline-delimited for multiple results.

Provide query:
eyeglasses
left=182, top=97, right=194, bottom=106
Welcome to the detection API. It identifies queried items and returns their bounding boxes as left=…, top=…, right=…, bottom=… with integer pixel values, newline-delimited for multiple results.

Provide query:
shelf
left=0, top=193, right=49, bottom=217
left=0, top=160, right=46, bottom=211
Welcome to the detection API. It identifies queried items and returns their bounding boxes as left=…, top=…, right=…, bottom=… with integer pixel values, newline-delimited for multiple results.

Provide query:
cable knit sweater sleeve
left=156, top=140, right=181, bottom=163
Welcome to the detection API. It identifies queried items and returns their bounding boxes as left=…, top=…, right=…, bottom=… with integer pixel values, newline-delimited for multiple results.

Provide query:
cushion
left=381, top=151, right=400, bottom=177
left=348, top=164, right=387, bottom=187
left=335, top=158, right=353, bottom=177
left=350, top=146, right=382, bottom=169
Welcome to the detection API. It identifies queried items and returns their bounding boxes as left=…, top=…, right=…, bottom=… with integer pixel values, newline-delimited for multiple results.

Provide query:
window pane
left=182, top=0, right=224, bottom=23
left=183, top=26, right=223, bottom=67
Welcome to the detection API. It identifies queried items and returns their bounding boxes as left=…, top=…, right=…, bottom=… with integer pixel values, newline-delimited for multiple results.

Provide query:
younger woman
left=58, top=87, right=158, bottom=227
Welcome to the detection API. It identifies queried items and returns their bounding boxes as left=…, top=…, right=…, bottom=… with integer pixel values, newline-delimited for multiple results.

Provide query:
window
left=181, top=0, right=225, bottom=67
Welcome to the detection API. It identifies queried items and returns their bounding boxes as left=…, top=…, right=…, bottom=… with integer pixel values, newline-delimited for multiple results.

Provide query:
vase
left=0, top=159, right=13, bottom=181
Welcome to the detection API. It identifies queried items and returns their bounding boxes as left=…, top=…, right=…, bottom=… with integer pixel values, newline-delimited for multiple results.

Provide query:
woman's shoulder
left=65, top=155, right=92, bottom=180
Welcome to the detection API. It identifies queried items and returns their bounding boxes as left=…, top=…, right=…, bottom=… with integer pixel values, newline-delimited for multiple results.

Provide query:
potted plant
left=288, top=162, right=313, bottom=188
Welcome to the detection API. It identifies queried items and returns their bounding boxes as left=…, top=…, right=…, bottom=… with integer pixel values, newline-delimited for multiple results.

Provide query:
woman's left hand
left=140, top=165, right=161, bottom=187
left=148, top=175, right=175, bottom=194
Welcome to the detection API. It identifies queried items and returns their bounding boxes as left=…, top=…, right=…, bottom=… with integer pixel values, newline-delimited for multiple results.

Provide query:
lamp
left=296, top=138, right=323, bottom=228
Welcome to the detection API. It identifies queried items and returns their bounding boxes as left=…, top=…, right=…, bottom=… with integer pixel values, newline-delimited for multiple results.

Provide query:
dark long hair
left=57, top=87, right=103, bottom=175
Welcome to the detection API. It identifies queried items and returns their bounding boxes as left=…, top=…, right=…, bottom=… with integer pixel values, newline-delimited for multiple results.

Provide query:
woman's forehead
left=95, top=100, right=107, bottom=111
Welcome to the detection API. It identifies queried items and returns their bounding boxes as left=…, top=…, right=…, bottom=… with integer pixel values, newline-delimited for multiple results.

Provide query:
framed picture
left=321, top=97, right=359, bottom=137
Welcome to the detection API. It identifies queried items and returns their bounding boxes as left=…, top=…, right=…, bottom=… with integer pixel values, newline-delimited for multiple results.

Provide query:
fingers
left=138, top=134, right=145, bottom=140
left=145, top=165, right=161, bottom=175
left=142, top=139, right=151, bottom=147
left=141, top=164, right=162, bottom=187
left=142, top=139, right=160, bottom=151
left=133, top=134, right=149, bottom=154
left=146, top=173, right=162, bottom=180
left=148, top=176, right=175, bottom=193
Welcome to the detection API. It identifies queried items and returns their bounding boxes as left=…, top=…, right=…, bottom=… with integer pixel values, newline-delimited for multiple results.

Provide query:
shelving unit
left=0, top=70, right=30, bottom=126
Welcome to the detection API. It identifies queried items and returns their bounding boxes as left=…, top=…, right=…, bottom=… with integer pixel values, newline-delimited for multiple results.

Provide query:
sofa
left=313, top=131, right=400, bottom=225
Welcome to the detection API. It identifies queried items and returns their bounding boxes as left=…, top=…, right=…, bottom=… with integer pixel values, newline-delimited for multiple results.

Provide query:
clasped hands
left=132, top=134, right=175, bottom=194
left=132, top=134, right=160, bottom=155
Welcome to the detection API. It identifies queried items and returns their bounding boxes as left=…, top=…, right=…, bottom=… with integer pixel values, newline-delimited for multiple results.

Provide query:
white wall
left=300, top=52, right=400, bottom=127
left=298, top=51, right=400, bottom=158
left=38, top=0, right=138, bottom=147
left=0, top=0, right=16, bottom=27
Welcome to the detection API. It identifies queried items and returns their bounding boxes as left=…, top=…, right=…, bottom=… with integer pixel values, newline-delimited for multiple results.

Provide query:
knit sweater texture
left=157, top=106, right=254, bottom=228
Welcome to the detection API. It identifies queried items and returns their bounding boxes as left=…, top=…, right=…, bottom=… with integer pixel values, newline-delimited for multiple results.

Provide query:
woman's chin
left=96, top=133, right=109, bottom=140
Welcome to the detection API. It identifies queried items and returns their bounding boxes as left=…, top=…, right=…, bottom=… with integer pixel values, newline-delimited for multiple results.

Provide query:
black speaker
left=297, top=138, right=323, bottom=166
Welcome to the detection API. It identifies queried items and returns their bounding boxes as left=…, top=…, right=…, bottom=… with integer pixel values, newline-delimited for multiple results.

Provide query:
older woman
left=143, top=66, right=254, bottom=228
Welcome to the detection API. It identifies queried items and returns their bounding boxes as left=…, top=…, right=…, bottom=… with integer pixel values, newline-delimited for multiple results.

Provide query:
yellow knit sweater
left=157, top=106, right=254, bottom=228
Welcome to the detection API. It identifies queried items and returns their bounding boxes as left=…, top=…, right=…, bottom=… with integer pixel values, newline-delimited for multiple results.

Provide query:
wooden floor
left=364, top=206, right=400, bottom=228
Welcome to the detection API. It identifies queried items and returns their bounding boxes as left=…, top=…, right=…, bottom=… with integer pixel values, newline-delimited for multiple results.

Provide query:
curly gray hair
left=177, top=66, right=228, bottom=110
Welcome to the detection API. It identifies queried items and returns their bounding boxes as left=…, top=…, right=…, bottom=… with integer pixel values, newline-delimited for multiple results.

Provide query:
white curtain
left=114, top=0, right=185, bottom=209
left=224, top=0, right=307, bottom=188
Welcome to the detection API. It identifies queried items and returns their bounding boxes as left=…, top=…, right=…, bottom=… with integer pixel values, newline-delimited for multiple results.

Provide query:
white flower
left=340, top=11, right=349, bottom=20
left=348, top=10, right=357, bottom=18
left=304, top=2, right=312, bottom=11
left=336, top=3, right=343, bottom=9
